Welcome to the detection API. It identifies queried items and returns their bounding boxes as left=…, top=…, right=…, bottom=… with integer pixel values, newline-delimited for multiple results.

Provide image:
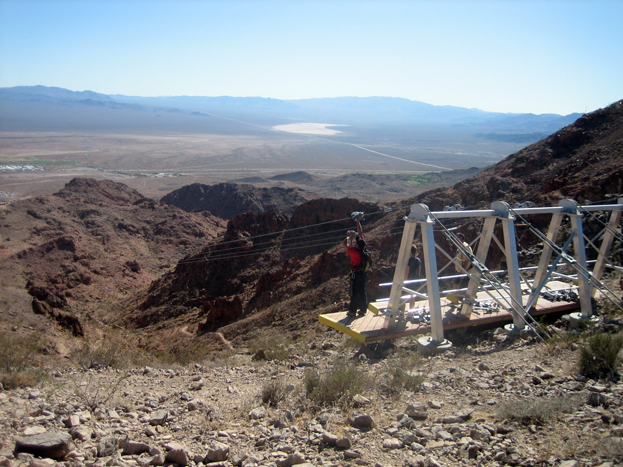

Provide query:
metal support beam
left=495, top=201, right=526, bottom=329
left=410, top=204, right=445, bottom=343
left=387, top=213, right=418, bottom=325
left=562, top=200, right=593, bottom=318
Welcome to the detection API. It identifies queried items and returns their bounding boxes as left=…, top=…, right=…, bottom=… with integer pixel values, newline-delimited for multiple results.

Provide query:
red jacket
left=347, top=246, right=363, bottom=271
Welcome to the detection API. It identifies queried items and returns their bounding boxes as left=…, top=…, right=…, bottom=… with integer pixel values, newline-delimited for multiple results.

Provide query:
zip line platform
left=319, top=199, right=623, bottom=346
left=319, top=281, right=581, bottom=343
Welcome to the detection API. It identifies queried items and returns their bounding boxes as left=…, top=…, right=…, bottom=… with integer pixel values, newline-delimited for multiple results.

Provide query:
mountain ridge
left=0, top=85, right=582, bottom=133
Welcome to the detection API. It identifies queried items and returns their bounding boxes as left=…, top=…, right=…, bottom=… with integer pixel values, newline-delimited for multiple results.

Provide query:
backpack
left=358, top=247, right=372, bottom=272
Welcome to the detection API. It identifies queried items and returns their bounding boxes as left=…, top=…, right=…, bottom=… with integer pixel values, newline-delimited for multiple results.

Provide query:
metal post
left=561, top=200, right=593, bottom=318
left=410, top=204, right=445, bottom=344
left=387, top=215, right=418, bottom=326
left=493, top=201, right=525, bottom=330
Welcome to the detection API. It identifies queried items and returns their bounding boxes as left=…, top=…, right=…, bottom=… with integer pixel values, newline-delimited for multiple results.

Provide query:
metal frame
left=386, top=199, right=623, bottom=344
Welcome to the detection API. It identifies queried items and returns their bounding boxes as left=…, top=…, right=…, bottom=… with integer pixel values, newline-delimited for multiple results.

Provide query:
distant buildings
left=0, top=164, right=45, bottom=173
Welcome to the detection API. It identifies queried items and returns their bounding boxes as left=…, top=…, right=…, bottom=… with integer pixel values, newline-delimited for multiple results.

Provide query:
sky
left=0, top=0, right=622, bottom=115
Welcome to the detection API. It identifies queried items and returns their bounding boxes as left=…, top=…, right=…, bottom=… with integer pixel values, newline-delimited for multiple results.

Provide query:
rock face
left=122, top=197, right=383, bottom=342
left=59, top=178, right=145, bottom=205
left=160, top=183, right=317, bottom=218
left=0, top=177, right=227, bottom=335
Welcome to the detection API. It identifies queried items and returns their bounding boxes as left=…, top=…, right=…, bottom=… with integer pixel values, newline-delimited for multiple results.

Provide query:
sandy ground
left=272, top=123, right=347, bottom=135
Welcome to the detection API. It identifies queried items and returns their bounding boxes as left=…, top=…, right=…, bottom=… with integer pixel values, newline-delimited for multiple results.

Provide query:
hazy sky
left=1, top=0, right=621, bottom=115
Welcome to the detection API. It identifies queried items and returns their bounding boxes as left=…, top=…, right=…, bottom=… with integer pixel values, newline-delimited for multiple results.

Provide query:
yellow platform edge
left=318, top=315, right=367, bottom=343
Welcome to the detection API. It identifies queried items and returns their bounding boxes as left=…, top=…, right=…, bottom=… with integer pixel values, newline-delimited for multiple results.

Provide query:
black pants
left=349, top=271, right=367, bottom=314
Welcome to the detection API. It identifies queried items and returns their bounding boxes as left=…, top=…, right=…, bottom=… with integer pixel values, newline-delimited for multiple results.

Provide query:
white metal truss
left=386, top=198, right=623, bottom=345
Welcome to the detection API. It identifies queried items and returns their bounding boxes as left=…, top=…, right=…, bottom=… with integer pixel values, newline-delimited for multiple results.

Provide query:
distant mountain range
left=0, top=85, right=582, bottom=137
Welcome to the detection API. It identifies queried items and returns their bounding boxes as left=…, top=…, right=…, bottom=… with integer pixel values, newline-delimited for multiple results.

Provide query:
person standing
left=405, top=244, right=422, bottom=310
left=406, top=244, right=421, bottom=281
left=343, top=218, right=367, bottom=317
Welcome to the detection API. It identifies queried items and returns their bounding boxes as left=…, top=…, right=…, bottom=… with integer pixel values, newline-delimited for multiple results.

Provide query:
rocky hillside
left=113, top=100, right=623, bottom=352
left=2, top=329, right=623, bottom=467
left=115, top=197, right=391, bottom=351
left=1, top=100, right=623, bottom=467
left=160, top=183, right=318, bottom=219
left=0, top=178, right=227, bottom=338
left=0, top=100, right=622, bottom=352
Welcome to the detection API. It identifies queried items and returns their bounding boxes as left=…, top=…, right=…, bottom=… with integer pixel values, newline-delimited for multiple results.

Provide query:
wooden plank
left=319, top=280, right=581, bottom=343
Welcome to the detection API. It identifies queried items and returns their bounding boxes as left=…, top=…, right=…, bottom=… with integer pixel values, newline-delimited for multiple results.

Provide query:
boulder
left=15, top=432, right=73, bottom=460
left=205, top=441, right=229, bottom=462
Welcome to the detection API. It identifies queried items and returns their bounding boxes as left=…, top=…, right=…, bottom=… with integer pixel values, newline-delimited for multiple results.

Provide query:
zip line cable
left=179, top=238, right=354, bottom=265
left=182, top=232, right=353, bottom=264
left=179, top=223, right=414, bottom=265
left=191, top=226, right=354, bottom=260
left=187, top=226, right=414, bottom=265
left=176, top=198, right=454, bottom=265
left=177, top=198, right=489, bottom=265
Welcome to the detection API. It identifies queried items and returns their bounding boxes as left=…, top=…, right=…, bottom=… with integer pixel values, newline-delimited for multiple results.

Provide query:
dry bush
left=248, top=334, right=302, bottom=362
left=74, top=338, right=126, bottom=370
left=0, top=331, right=41, bottom=372
left=596, top=297, right=623, bottom=320
left=261, top=378, right=290, bottom=407
left=1, top=370, right=42, bottom=390
left=380, top=348, right=425, bottom=394
left=203, top=405, right=226, bottom=431
left=496, top=394, right=583, bottom=425
left=149, top=338, right=227, bottom=367
left=69, top=371, right=129, bottom=411
left=541, top=332, right=580, bottom=355
left=340, top=336, right=362, bottom=350
left=304, top=361, right=370, bottom=408
left=0, top=331, right=45, bottom=389
left=578, top=331, right=623, bottom=380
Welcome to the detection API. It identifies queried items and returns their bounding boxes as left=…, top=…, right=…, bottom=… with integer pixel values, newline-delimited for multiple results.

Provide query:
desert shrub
left=74, top=338, right=127, bottom=369
left=0, top=331, right=44, bottom=389
left=0, top=331, right=40, bottom=372
left=155, top=344, right=205, bottom=366
left=1, top=370, right=43, bottom=390
left=69, top=371, right=129, bottom=410
left=578, top=331, right=623, bottom=380
left=381, top=348, right=425, bottom=394
left=542, top=332, right=580, bottom=355
left=497, top=395, right=583, bottom=425
left=248, top=334, right=302, bottom=362
left=261, top=378, right=289, bottom=407
left=139, top=337, right=217, bottom=367
left=340, top=336, right=362, bottom=350
left=304, top=362, right=369, bottom=407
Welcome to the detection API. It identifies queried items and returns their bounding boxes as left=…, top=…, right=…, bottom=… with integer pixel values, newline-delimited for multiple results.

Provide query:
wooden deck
left=319, top=281, right=581, bottom=343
